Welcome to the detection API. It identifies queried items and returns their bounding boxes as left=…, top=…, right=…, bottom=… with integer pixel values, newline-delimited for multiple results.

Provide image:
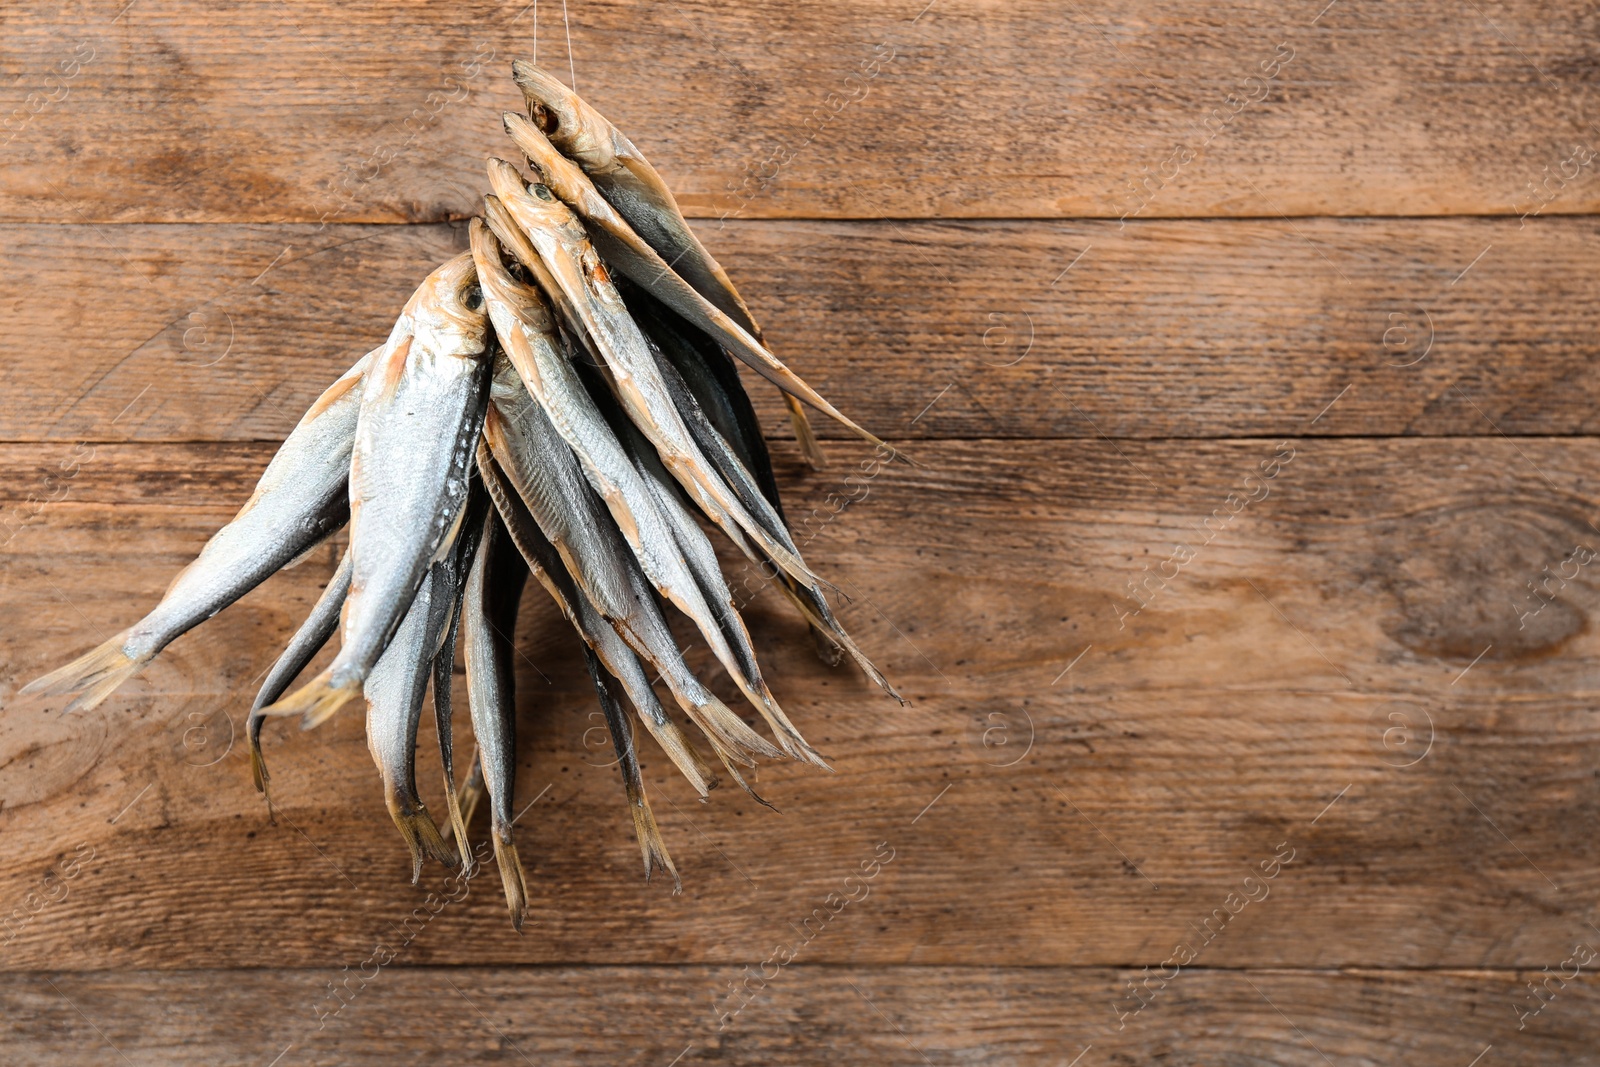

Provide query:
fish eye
left=532, top=103, right=557, bottom=134
left=463, top=285, right=484, bottom=311
left=532, top=184, right=555, bottom=202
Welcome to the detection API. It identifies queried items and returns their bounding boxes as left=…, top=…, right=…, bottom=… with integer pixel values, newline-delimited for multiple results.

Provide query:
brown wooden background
left=4, top=1, right=1600, bottom=1063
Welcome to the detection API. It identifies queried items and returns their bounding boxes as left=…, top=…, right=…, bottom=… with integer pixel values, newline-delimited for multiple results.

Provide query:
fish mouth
left=486, top=156, right=532, bottom=198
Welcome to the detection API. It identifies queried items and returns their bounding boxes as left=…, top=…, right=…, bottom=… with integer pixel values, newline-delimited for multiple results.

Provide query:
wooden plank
left=2, top=438, right=1599, bottom=970
left=1, top=966, right=1587, bottom=1065
left=2, top=1, right=1599, bottom=222
left=5, top=216, right=1599, bottom=444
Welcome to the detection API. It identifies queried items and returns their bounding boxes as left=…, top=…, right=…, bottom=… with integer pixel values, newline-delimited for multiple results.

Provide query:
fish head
left=502, top=112, right=582, bottom=198
left=482, top=194, right=542, bottom=269
left=486, top=158, right=588, bottom=244
left=468, top=216, right=557, bottom=339
left=404, top=252, right=490, bottom=360
left=511, top=60, right=621, bottom=172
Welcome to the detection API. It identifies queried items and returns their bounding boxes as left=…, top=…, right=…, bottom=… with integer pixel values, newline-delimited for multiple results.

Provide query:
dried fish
left=364, top=565, right=459, bottom=881
left=264, top=253, right=492, bottom=728
left=23, top=352, right=371, bottom=713
left=462, top=507, right=531, bottom=926
left=486, top=161, right=823, bottom=590
left=509, top=63, right=827, bottom=465
left=28, top=61, right=902, bottom=910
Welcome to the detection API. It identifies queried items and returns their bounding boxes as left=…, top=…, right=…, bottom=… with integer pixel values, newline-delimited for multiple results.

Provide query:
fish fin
left=777, top=733, right=829, bottom=771
left=259, top=668, right=360, bottom=730
left=21, top=631, right=145, bottom=712
left=681, top=730, right=720, bottom=792
left=784, top=394, right=827, bottom=470
left=795, top=600, right=903, bottom=704
left=246, top=546, right=352, bottom=796
left=720, top=352, right=906, bottom=464
left=300, top=688, right=358, bottom=729
left=433, top=647, right=472, bottom=857
left=493, top=828, right=531, bottom=931
left=63, top=668, right=144, bottom=716
left=836, top=631, right=906, bottom=706
left=723, top=670, right=826, bottom=769
left=767, top=708, right=829, bottom=770
left=386, top=791, right=458, bottom=883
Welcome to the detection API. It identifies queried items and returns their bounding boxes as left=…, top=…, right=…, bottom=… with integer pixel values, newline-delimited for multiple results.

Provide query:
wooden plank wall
left=3, top=1, right=1600, bottom=1063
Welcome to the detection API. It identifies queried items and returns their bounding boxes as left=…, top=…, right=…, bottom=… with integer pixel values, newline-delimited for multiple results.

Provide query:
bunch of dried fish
left=22, top=62, right=901, bottom=927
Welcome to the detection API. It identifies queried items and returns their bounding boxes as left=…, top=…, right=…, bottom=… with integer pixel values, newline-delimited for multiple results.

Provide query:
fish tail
left=662, top=452, right=822, bottom=589
left=258, top=668, right=358, bottom=729
left=386, top=789, right=458, bottom=883
left=771, top=718, right=830, bottom=770
left=246, top=710, right=272, bottom=797
left=690, top=619, right=817, bottom=765
left=684, top=693, right=783, bottom=765
left=730, top=676, right=828, bottom=770
left=635, top=715, right=716, bottom=798
left=773, top=577, right=845, bottom=666
left=782, top=581, right=906, bottom=705
left=21, top=630, right=146, bottom=712
left=784, top=394, right=827, bottom=470
left=627, top=789, right=680, bottom=892
left=681, top=731, right=720, bottom=792
left=716, top=752, right=777, bottom=811
left=440, top=774, right=471, bottom=862
left=249, top=747, right=270, bottom=796
left=837, top=630, right=907, bottom=705
left=772, top=729, right=828, bottom=770
left=772, top=380, right=908, bottom=465
left=492, top=827, right=531, bottom=931
left=812, top=609, right=905, bottom=704
left=804, top=609, right=905, bottom=705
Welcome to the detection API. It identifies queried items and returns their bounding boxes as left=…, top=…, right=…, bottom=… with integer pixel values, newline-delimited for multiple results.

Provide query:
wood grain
left=3, top=439, right=1599, bottom=970
left=1, top=966, right=1585, bottom=1065
left=5, top=216, right=1599, bottom=444
left=3, top=1, right=1600, bottom=222
left=4, top=0, right=1599, bottom=1056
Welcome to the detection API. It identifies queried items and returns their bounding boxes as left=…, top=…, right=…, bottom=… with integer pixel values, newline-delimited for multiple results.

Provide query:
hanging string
left=561, top=0, right=576, bottom=90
